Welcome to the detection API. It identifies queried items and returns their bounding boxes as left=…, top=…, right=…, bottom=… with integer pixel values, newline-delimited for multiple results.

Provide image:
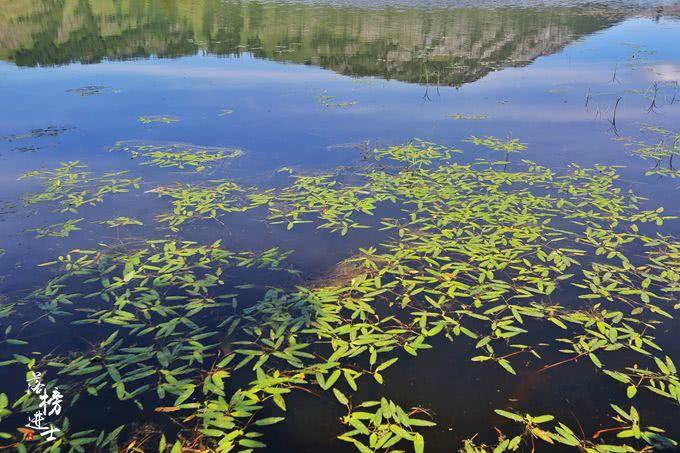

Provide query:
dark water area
left=0, top=0, right=679, bottom=452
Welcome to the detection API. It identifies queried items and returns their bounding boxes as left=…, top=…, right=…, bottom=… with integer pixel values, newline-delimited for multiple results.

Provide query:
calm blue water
left=0, top=1, right=679, bottom=451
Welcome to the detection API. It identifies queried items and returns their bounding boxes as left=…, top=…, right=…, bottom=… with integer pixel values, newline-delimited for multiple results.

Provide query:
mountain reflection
left=0, top=0, right=650, bottom=86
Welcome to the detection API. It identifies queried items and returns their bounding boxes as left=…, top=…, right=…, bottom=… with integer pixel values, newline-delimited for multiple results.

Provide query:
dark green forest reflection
left=0, top=0, right=634, bottom=85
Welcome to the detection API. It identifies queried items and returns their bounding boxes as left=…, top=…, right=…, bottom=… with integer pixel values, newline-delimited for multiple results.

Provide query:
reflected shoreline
left=2, top=0, right=678, bottom=86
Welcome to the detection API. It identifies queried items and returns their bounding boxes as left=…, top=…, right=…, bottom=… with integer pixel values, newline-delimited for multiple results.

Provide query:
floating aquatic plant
left=449, top=113, right=488, bottom=120
left=256, top=140, right=677, bottom=405
left=0, top=393, right=11, bottom=435
left=18, top=162, right=141, bottom=213
left=152, top=181, right=270, bottom=231
left=2, top=139, right=678, bottom=452
left=110, top=141, right=243, bottom=172
left=465, top=136, right=527, bottom=152
left=373, top=139, right=460, bottom=167
left=27, top=218, right=83, bottom=238
left=338, top=398, right=435, bottom=453
left=0, top=241, right=295, bottom=450
left=137, top=115, right=179, bottom=124
left=617, top=125, right=679, bottom=178
left=98, top=216, right=143, bottom=228
left=462, top=404, right=676, bottom=452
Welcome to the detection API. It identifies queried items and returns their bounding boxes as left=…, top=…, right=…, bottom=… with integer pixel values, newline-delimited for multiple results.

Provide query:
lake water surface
left=0, top=1, right=679, bottom=452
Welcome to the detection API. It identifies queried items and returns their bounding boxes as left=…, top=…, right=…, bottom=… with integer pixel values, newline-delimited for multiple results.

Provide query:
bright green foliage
left=255, top=140, right=677, bottom=448
left=0, top=392, right=12, bottom=441
left=18, top=162, right=141, bottom=213
left=27, top=240, right=292, bottom=329
left=153, top=181, right=271, bottom=231
left=603, top=355, right=679, bottom=405
left=137, top=115, right=179, bottom=124
left=267, top=141, right=460, bottom=234
left=28, top=218, right=83, bottom=238
left=98, top=216, right=143, bottom=228
left=338, top=398, right=435, bottom=452
left=268, top=174, right=374, bottom=235
left=1, top=241, right=295, bottom=450
left=465, top=136, right=527, bottom=152
left=3, top=139, right=679, bottom=451
left=463, top=405, right=676, bottom=451
left=373, top=139, right=460, bottom=167
left=449, top=113, right=488, bottom=120
left=110, top=141, right=243, bottom=171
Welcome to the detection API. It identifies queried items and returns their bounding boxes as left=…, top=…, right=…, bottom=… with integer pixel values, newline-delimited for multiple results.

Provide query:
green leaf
left=333, top=388, right=349, bottom=405
left=170, top=441, right=182, bottom=453
left=255, top=417, right=286, bottom=426
left=498, top=359, right=516, bottom=375
left=494, top=409, right=524, bottom=423
left=532, top=415, right=554, bottom=424
left=413, top=433, right=424, bottom=453
left=239, top=438, right=266, bottom=448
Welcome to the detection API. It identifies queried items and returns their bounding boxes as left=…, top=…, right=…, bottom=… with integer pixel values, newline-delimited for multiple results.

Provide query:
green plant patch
left=616, top=125, right=679, bottom=178
left=110, top=141, right=243, bottom=172
left=18, top=162, right=141, bottom=213
left=449, top=113, right=488, bottom=121
left=465, top=136, right=527, bottom=153
left=27, top=218, right=83, bottom=238
left=137, top=115, right=179, bottom=124
left=1, top=139, right=678, bottom=452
